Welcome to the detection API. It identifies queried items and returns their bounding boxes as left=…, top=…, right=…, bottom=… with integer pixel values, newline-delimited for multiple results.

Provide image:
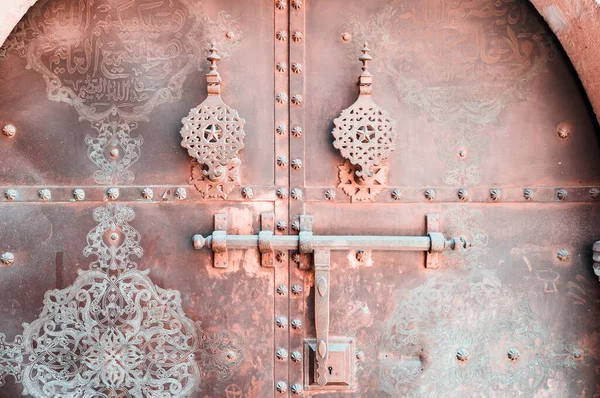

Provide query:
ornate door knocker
left=180, top=42, right=246, bottom=199
left=332, top=43, right=397, bottom=202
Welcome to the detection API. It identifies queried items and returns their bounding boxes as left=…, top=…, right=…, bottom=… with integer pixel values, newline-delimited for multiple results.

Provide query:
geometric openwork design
left=181, top=42, right=246, bottom=198
left=0, top=204, right=242, bottom=397
left=332, top=43, right=396, bottom=201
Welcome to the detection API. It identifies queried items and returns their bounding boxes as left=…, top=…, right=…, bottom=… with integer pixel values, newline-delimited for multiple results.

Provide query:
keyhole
left=328, top=366, right=333, bottom=375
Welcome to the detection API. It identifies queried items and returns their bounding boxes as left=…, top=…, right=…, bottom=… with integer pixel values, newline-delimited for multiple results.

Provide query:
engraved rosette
left=332, top=43, right=397, bottom=202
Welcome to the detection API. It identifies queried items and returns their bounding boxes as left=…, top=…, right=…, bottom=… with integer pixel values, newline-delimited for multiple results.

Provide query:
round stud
left=290, top=351, right=302, bottom=362
left=276, top=30, right=288, bottom=41
left=107, top=188, right=120, bottom=201
left=356, top=249, right=368, bottom=263
left=557, top=249, right=569, bottom=262
left=2, top=124, right=16, bottom=137
left=141, top=188, right=154, bottom=200
left=0, top=252, right=15, bottom=266
left=291, top=188, right=302, bottom=200
left=109, top=232, right=119, bottom=242
left=276, top=124, right=287, bottom=136
left=391, top=189, right=402, bottom=201
left=109, top=148, right=120, bottom=158
left=291, top=126, right=303, bottom=138
left=175, top=187, right=187, bottom=200
left=73, top=189, right=85, bottom=201
left=289, top=158, right=301, bottom=170
left=276, top=381, right=287, bottom=393
left=291, top=319, right=302, bottom=330
left=5, top=189, right=17, bottom=201
left=276, top=92, right=288, bottom=104
left=291, top=221, right=300, bottom=232
left=291, top=253, right=301, bottom=264
left=456, top=348, right=469, bottom=362
left=556, top=123, right=570, bottom=139
left=356, top=351, right=366, bottom=361
left=490, top=188, right=501, bottom=201
left=242, top=187, right=254, bottom=199
left=507, top=348, right=520, bottom=361
left=276, top=285, right=287, bottom=296
left=325, top=189, right=335, bottom=200
left=276, top=316, right=287, bottom=329
left=556, top=188, right=568, bottom=201
left=277, top=156, right=288, bottom=167
left=341, top=32, right=352, bottom=43
left=291, top=63, right=302, bottom=74
left=291, top=383, right=303, bottom=395
left=291, top=94, right=302, bottom=105
left=291, top=0, right=303, bottom=9
left=589, top=188, right=600, bottom=200
left=424, top=189, right=435, bottom=201
left=276, top=61, right=287, bottom=73
left=276, top=188, right=288, bottom=199
left=459, top=149, right=467, bottom=158
left=457, top=188, right=468, bottom=202
left=291, top=31, right=303, bottom=42
left=277, top=251, right=287, bottom=262
left=225, top=31, right=235, bottom=40
left=276, top=348, right=288, bottom=360
left=38, top=189, right=51, bottom=201
left=523, top=188, right=534, bottom=201
left=291, top=284, right=303, bottom=295
left=276, top=220, right=287, bottom=232
left=275, top=0, right=287, bottom=10
left=573, top=349, right=582, bottom=359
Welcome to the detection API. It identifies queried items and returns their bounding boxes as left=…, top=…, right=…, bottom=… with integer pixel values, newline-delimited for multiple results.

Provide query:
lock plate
left=304, top=337, right=355, bottom=390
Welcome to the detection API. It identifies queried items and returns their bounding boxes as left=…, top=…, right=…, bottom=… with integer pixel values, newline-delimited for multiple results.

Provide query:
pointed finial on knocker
left=206, top=41, right=222, bottom=95
left=358, top=41, right=373, bottom=94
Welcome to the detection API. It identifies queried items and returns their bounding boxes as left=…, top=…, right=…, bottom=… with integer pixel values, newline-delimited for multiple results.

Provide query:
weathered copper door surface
left=0, top=0, right=599, bottom=397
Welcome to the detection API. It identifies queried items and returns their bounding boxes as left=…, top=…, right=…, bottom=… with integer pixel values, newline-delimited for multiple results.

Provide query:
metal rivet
left=490, top=188, right=501, bottom=201
left=356, top=249, right=368, bottom=263
left=276, top=92, right=288, bottom=104
left=276, top=348, right=288, bottom=360
left=556, top=188, right=568, bottom=201
left=291, top=31, right=303, bottom=42
left=589, top=188, right=600, bottom=200
left=276, top=62, right=287, bottom=73
left=276, top=124, right=287, bottom=136
left=557, top=249, right=569, bottom=262
left=276, top=30, right=287, bottom=41
left=556, top=123, right=570, bottom=139
left=457, top=188, right=468, bottom=201
left=225, top=31, right=235, bottom=40
left=291, top=383, right=303, bottom=395
left=459, top=149, right=467, bottom=158
left=0, top=252, right=15, bottom=266
left=523, top=188, right=534, bottom=201
left=73, top=189, right=85, bottom=201
left=573, top=349, right=582, bottom=359
left=291, top=0, right=303, bottom=9
left=2, top=124, right=16, bottom=137
left=391, top=189, right=402, bottom=201
left=291, top=63, right=302, bottom=74
left=291, top=126, right=303, bottom=138
left=175, top=187, right=187, bottom=200
left=290, top=351, right=302, bottom=362
left=424, top=189, right=435, bottom=201
left=109, top=148, right=120, bottom=158
left=141, top=188, right=154, bottom=200
left=38, top=189, right=51, bottom=201
left=291, top=188, right=302, bottom=200
left=291, top=94, right=303, bottom=105
left=5, top=189, right=17, bottom=201
left=277, top=251, right=287, bottom=262
left=107, top=188, right=120, bottom=200
left=325, top=189, right=335, bottom=200
left=277, top=156, right=288, bottom=167
left=276, top=188, right=287, bottom=199
left=109, top=232, right=119, bottom=241
left=291, top=221, right=300, bottom=232
left=341, top=32, right=352, bottom=43
left=276, top=316, right=287, bottom=329
left=276, top=221, right=287, bottom=232
left=241, top=187, right=253, bottom=199
left=276, top=381, right=287, bottom=393
left=291, top=284, right=303, bottom=295
left=276, top=285, right=287, bottom=296
left=507, top=348, right=520, bottom=361
left=291, top=319, right=302, bottom=330
left=275, top=0, right=287, bottom=10
left=456, top=348, right=469, bottom=362
left=291, top=253, right=301, bottom=264
left=356, top=351, right=365, bottom=360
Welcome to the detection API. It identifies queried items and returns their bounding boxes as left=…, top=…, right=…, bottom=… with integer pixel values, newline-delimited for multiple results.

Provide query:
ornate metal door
left=0, top=0, right=599, bottom=397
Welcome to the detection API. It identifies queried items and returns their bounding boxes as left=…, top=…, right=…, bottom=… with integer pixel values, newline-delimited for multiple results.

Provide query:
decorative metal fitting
left=573, top=349, right=582, bottom=359
left=291, top=284, right=303, bottom=295
left=276, top=124, right=287, bottom=136
left=291, top=319, right=303, bottom=330
left=276, top=30, right=288, bottom=41
left=175, top=187, right=187, bottom=200
left=507, top=348, right=520, bottom=361
left=109, top=148, right=120, bottom=159
left=424, top=189, right=435, bottom=201
left=291, top=188, right=302, bottom=200
left=241, top=187, right=253, bottom=199
left=290, top=351, right=303, bottom=362
left=4, top=189, right=17, bottom=201
left=291, top=252, right=301, bottom=263
left=291, top=126, right=303, bottom=138
left=0, top=252, right=15, bottom=266
left=556, top=188, right=568, bottom=201
left=276, top=92, right=288, bottom=104
left=456, top=348, right=469, bottom=362
left=291, top=159, right=302, bottom=170
left=276, top=62, right=287, bottom=73
left=325, top=189, right=336, bottom=200
left=276, top=188, right=288, bottom=199
left=38, top=189, right=51, bottom=201
left=291, top=94, right=303, bottom=106
left=457, top=188, right=468, bottom=201
left=73, top=189, right=85, bottom=201
left=276, top=221, right=287, bottom=232
left=556, top=123, right=570, bottom=139
left=180, top=42, right=246, bottom=199
left=291, top=31, right=303, bottom=42
left=523, top=188, right=534, bottom=201
left=291, top=221, right=300, bottom=232
left=291, top=0, right=303, bottom=9
left=291, top=383, right=303, bottom=395
left=557, top=249, right=569, bottom=262
left=2, top=124, right=16, bottom=137
left=490, top=188, right=501, bottom=201
left=356, top=249, right=368, bottom=263
left=276, top=285, right=287, bottom=296
left=332, top=42, right=396, bottom=192
left=225, top=31, right=235, bottom=40
left=356, top=351, right=366, bottom=361
left=276, top=348, right=288, bottom=360
left=276, top=316, right=287, bottom=329
left=291, top=63, right=302, bottom=74
left=275, top=0, right=287, bottom=10
left=341, top=32, right=352, bottom=43
left=141, top=188, right=154, bottom=200
left=391, top=189, right=402, bottom=201
left=589, top=188, right=600, bottom=200
left=459, top=149, right=467, bottom=159
left=276, top=381, right=287, bottom=393
left=107, top=188, right=120, bottom=201
left=276, top=155, right=288, bottom=167
left=276, top=251, right=287, bottom=262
